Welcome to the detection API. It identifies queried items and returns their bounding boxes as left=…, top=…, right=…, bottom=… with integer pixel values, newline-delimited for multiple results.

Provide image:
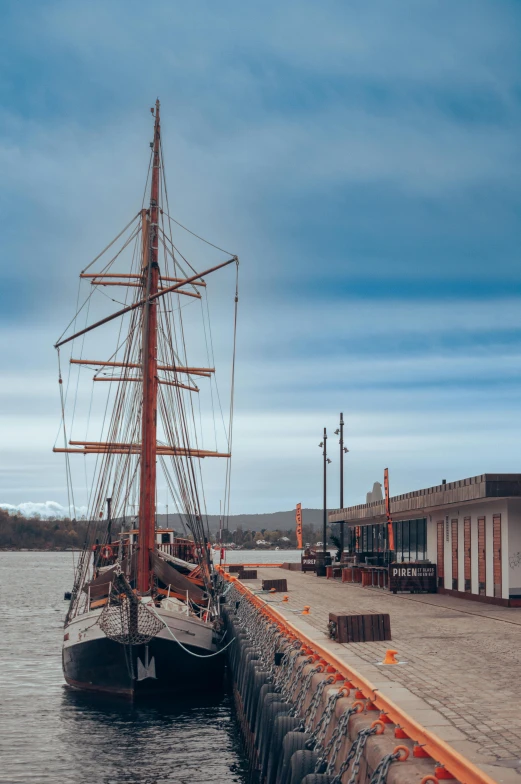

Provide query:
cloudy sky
left=2, top=0, right=521, bottom=517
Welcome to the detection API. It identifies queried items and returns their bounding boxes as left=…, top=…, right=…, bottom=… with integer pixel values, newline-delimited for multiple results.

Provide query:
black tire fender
left=278, top=731, right=314, bottom=784
left=266, top=715, right=301, bottom=784
left=259, top=701, right=291, bottom=777
left=289, top=750, right=319, bottom=784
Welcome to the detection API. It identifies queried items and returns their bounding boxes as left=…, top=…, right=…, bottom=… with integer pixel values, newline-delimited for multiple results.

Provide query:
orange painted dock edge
left=218, top=567, right=497, bottom=784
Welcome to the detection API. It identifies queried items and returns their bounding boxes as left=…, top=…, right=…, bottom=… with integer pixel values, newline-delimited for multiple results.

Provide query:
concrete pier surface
left=245, top=567, right=521, bottom=783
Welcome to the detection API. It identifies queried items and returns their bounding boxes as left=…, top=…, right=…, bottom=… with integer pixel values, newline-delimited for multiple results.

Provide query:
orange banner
left=295, top=503, right=303, bottom=549
left=384, top=467, right=395, bottom=551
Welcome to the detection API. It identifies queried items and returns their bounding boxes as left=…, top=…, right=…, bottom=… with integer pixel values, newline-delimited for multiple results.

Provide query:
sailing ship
left=55, top=101, right=239, bottom=698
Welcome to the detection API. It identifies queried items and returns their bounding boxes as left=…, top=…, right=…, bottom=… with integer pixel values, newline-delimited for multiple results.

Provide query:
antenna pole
left=106, top=497, right=112, bottom=544
left=137, top=100, right=160, bottom=593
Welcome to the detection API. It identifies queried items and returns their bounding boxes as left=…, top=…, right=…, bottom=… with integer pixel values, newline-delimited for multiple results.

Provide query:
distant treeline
left=156, top=509, right=326, bottom=533
left=0, top=508, right=327, bottom=550
left=0, top=509, right=91, bottom=550
left=219, top=523, right=322, bottom=547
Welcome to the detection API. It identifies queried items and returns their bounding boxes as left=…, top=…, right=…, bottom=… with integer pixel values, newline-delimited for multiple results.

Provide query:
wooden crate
left=282, top=562, right=302, bottom=571
left=328, top=611, right=391, bottom=643
left=329, top=612, right=348, bottom=641
left=262, top=578, right=288, bottom=592
left=238, top=570, right=257, bottom=579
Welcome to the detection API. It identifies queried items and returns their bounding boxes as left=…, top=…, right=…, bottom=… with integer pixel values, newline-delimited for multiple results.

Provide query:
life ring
left=100, top=544, right=113, bottom=560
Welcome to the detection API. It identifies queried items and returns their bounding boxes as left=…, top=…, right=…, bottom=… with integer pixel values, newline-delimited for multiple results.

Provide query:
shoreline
left=0, top=547, right=301, bottom=553
left=0, top=547, right=83, bottom=552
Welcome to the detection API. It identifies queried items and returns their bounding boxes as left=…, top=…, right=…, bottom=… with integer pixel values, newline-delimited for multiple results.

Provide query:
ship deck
left=240, top=566, right=521, bottom=783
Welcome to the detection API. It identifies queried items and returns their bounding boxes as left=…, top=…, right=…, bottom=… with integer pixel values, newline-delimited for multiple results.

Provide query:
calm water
left=0, top=552, right=249, bottom=784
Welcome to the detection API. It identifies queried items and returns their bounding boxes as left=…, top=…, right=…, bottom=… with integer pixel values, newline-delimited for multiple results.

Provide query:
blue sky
left=2, top=0, right=521, bottom=516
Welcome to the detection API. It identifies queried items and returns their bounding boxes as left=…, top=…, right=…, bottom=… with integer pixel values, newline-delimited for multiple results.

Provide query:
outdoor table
left=360, top=565, right=388, bottom=588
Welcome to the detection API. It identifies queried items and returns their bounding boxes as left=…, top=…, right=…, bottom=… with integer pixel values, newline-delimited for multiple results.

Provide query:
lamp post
left=334, top=413, right=349, bottom=560
left=317, top=427, right=331, bottom=576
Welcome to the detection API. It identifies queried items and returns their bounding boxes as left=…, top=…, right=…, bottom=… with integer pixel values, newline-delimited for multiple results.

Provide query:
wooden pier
left=222, top=564, right=521, bottom=783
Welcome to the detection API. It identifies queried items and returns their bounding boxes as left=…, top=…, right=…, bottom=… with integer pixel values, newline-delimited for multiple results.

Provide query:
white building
left=328, top=474, right=521, bottom=606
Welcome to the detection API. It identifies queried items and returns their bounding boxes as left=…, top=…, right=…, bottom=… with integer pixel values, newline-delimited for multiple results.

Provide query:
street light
left=335, top=413, right=349, bottom=559
left=317, top=427, right=331, bottom=576
left=338, top=412, right=345, bottom=556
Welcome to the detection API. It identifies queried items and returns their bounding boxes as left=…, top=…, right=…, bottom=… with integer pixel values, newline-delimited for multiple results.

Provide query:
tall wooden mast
left=137, top=100, right=161, bottom=593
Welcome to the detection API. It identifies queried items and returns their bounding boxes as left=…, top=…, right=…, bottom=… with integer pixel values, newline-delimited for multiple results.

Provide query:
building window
left=393, top=519, right=427, bottom=562
left=349, top=518, right=427, bottom=564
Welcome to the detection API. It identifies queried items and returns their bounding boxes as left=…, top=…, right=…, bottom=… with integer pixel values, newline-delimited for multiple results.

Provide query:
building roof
left=328, top=473, right=521, bottom=525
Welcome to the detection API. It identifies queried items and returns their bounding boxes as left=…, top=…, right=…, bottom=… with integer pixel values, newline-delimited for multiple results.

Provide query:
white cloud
left=2, top=1, right=521, bottom=515
left=0, top=501, right=88, bottom=519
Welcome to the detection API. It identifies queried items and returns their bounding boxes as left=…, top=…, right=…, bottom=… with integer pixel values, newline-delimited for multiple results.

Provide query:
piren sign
left=301, top=556, right=317, bottom=573
left=389, top=563, right=436, bottom=593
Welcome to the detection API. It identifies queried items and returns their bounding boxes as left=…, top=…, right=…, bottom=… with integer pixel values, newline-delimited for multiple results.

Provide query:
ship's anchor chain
left=331, top=724, right=379, bottom=784
left=274, top=644, right=304, bottom=697
left=231, top=584, right=317, bottom=710
left=369, top=747, right=408, bottom=784
left=291, top=664, right=323, bottom=716
left=306, top=688, right=345, bottom=752
left=298, top=674, right=335, bottom=732
left=231, top=586, right=305, bottom=695
left=234, top=593, right=281, bottom=680
left=314, top=705, right=359, bottom=775
left=283, top=656, right=311, bottom=700
left=235, top=589, right=283, bottom=672
left=277, top=643, right=304, bottom=695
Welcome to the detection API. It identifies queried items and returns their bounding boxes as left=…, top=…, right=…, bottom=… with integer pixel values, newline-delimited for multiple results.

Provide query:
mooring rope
left=148, top=604, right=236, bottom=659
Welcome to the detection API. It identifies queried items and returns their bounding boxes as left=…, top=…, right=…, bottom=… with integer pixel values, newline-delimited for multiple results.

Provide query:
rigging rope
left=81, top=211, right=142, bottom=274
left=223, top=259, right=239, bottom=532
left=62, top=131, right=239, bottom=619
left=159, top=208, right=236, bottom=256
left=148, top=603, right=235, bottom=658
left=56, top=222, right=142, bottom=344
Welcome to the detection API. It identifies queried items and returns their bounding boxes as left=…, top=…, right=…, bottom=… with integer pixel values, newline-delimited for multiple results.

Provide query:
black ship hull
left=63, top=634, right=225, bottom=698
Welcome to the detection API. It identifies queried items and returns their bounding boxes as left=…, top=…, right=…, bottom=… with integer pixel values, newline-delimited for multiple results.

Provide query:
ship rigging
left=55, top=101, right=239, bottom=697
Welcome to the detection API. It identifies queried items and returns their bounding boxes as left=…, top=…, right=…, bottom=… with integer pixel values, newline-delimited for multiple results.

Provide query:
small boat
left=55, top=101, right=239, bottom=698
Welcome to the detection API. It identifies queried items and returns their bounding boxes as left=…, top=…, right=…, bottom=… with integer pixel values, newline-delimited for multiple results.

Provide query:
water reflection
left=60, top=688, right=248, bottom=784
left=0, top=552, right=248, bottom=784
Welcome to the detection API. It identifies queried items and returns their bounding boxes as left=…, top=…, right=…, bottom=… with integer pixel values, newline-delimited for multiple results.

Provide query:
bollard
left=381, top=649, right=399, bottom=665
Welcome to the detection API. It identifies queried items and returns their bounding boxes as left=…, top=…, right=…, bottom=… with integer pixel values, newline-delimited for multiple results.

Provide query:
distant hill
left=0, top=507, right=335, bottom=549
left=156, top=508, right=331, bottom=533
